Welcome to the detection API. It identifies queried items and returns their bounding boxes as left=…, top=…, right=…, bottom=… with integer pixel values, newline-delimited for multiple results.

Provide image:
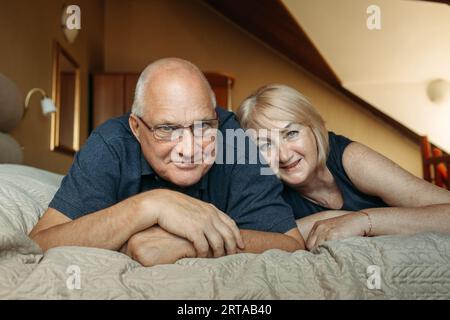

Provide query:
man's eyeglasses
left=136, top=115, right=219, bottom=142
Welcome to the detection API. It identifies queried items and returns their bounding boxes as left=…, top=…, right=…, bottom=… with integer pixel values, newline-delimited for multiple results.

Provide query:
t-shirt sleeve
left=48, top=132, right=120, bottom=220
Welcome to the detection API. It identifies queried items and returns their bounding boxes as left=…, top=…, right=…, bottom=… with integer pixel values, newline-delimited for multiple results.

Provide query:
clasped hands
left=120, top=189, right=245, bottom=267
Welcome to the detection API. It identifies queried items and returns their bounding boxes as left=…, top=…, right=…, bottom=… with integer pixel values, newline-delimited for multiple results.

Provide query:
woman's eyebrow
left=278, top=123, right=294, bottom=134
left=256, top=136, right=271, bottom=143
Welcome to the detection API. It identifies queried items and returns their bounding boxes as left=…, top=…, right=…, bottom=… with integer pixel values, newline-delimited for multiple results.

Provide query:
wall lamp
left=23, top=88, right=56, bottom=118
left=427, top=79, right=450, bottom=105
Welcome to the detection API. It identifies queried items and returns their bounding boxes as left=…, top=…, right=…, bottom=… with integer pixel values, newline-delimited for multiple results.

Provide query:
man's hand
left=306, top=212, right=369, bottom=250
left=143, top=189, right=245, bottom=258
left=121, top=226, right=198, bottom=267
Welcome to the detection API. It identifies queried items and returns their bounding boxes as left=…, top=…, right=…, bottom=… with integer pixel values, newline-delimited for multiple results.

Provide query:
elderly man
left=30, top=58, right=305, bottom=267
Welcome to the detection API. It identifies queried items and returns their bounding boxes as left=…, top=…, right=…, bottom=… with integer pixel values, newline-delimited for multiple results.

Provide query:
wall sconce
left=427, top=79, right=450, bottom=105
left=23, top=88, right=56, bottom=118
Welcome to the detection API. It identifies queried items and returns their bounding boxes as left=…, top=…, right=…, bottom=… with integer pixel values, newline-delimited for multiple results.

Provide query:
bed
left=0, top=164, right=449, bottom=299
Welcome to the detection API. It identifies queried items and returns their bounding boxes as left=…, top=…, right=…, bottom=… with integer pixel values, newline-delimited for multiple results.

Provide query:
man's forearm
left=120, top=226, right=306, bottom=267
left=31, top=192, right=159, bottom=252
left=238, top=229, right=304, bottom=253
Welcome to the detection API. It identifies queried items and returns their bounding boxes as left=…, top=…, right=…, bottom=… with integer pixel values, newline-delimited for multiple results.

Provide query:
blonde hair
left=237, top=84, right=329, bottom=166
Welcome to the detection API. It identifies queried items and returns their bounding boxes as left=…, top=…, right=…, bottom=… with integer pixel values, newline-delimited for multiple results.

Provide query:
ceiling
left=282, top=0, right=450, bottom=152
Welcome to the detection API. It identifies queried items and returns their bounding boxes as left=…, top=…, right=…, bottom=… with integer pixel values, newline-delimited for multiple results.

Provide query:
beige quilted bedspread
left=0, top=164, right=449, bottom=299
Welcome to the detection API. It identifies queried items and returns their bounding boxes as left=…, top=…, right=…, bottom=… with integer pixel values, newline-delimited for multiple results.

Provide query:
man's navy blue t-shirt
left=49, top=108, right=297, bottom=233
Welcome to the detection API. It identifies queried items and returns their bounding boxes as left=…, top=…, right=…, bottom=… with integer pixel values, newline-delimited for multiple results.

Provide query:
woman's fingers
left=313, top=231, right=328, bottom=250
left=306, top=222, right=331, bottom=250
left=306, top=230, right=318, bottom=251
left=306, top=222, right=320, bottom=250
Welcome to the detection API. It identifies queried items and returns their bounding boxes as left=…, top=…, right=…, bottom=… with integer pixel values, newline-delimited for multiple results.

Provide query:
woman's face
left=254, top=120, right=319, bottom=187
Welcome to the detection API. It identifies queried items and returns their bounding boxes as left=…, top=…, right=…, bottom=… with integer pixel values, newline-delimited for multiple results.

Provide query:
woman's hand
left=306, top=212, right=369, bottom=250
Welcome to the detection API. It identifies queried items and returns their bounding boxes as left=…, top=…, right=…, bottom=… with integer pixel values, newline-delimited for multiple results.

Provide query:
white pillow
left=0, top=164, right=62, bottom=235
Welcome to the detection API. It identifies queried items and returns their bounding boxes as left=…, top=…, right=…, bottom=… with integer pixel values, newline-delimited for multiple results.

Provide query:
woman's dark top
left=282, top=132, right=388, bottom=219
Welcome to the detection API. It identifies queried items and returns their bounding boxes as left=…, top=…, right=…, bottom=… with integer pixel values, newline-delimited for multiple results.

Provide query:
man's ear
left=129, top=115, right=141, bottom=143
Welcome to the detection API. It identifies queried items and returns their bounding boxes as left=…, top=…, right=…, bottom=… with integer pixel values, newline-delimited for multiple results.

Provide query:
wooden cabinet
left=91, top=73, right=139, bottom=130
left=124, top=74, right=140, bottom=113
left=90, top=72, right=233, bottom=131
left=204, top=72, right=234, bottom=110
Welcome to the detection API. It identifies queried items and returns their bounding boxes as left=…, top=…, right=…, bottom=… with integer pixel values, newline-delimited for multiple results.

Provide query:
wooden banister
left=424, top=155, right=450, bottom=165
left=421, top=135, right=450, bottom=189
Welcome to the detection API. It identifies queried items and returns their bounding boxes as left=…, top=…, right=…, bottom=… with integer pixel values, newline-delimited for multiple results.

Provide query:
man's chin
left=168, top=168, right=203, bottom=187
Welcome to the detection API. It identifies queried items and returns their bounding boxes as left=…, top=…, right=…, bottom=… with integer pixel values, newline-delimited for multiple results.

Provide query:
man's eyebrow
left=151, top=117, right=180, bottom=125
left=153, top=120, right=178, bottom=126
left=153, top=116, right=216, bottom=126
left=284, top=122, right=294, bottom=129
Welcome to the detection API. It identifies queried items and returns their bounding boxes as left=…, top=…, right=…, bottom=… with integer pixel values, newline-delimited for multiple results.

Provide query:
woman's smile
left=280, top=158, right=302, bottom=171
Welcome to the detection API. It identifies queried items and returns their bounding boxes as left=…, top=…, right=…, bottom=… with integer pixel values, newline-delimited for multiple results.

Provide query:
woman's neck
left=293, top=164, right=341, bottom=208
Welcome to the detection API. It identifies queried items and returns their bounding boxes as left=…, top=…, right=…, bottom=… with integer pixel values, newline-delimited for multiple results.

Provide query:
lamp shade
left=427, top=79, right=450, bottom=104
left=41, top=97, right=57, bottom=115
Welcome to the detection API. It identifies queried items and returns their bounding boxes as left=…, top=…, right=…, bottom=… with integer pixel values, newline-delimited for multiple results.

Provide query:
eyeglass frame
left=135, top=112, right=220, bottom=142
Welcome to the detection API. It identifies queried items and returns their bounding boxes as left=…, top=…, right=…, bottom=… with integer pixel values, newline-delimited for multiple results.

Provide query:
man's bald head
left=132, top=58, right=216, bottom=117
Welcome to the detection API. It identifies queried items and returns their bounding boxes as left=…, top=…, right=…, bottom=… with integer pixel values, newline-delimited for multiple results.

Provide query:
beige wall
left=1, top=0, right=422, bottom=176
left=104, top=0, right=422, bottom=176
left=0, top=0, right=104, bottom=174
left=283, top=0, right=450, bottom=153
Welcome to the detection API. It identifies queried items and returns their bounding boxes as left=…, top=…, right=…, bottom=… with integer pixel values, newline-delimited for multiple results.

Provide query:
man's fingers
left=218, top=212, right=245, bottom=249
left=179, top=242, right=197, bottom=259
left=212, top=218, right=237, bottom=255
left=203, top=225, right=225, bottom=258
left=188, top=233, right=210, bottom=258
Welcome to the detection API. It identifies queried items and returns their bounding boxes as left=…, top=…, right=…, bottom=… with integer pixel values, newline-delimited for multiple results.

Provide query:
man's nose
left=174, top=128, right=201, bottom=160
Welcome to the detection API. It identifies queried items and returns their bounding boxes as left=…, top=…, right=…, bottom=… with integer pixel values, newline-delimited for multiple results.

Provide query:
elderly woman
left=237, top=84, right=450, bottom=250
